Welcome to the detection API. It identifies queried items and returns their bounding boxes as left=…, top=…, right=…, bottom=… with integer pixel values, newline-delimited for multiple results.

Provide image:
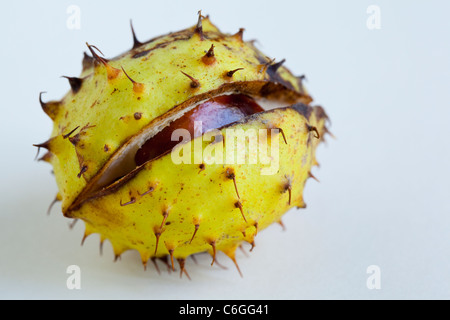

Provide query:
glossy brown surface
left=135, top=94, right=264, bottom=166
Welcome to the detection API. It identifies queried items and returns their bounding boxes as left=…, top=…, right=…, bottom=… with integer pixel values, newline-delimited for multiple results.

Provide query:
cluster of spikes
left=42, top=170, right=322, bottom=280
left=34, top=11, right=331, bottom=279
left=36, top=11, right=308, bottom=118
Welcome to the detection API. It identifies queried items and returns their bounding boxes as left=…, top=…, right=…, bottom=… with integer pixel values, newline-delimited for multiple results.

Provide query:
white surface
left=1, top=0, right=449, bottom=299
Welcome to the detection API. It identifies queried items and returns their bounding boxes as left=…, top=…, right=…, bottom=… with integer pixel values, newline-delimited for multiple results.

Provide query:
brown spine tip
left=33, top=138, right=53, bottom=160
left=142, top=259, right=148, bottom=271
left=308, top=171, right=320, bottom=182
left=205, top=44, right=214, bottom=57
left=120, top=197, right=136, bottom=206
left=287, top=187, right=292, bottom=206
left=233, top=28, right=245, bottom=42
left=226, top=168, right=240, bottom=199
left=267, top=59, right=286, bottom=74
left=33, top=140, right=50, bottom=149
left=153, top=226, right=162, bottom=255
left=38, top=91, right=47, bottom=109
left=296, top=74, right=307, bottom=94
left=275, top=127, right=288, bottom=145
left=181, top=71, right=200, bottom=88
left=81, top=232, right=89, bottom=246
left=114, top=254, right=122, bottom=262
left=86, top=42, right=121, bottom=80
left=223, top=247, right=243, bottom=277
left=234, top=201, right=247, bottom=222
left=201, top=44, right=216, bottom=65
left=137, top=185, right=155, bottom=197
left=130, top=20, right=143, bottom=49
left=283, top=175, right=292, bottom=206
left=253, top=221, right=259, bottom=236
left=225, top=68, right=244, bottom=78
left=194, top=10, right=205, bottom=40
left=168, top=249, right=175, bottom=271
left=82, top=52, right=95, bottom=72
left=77, top=165, right=88, bottom=178
left=313, top=159, right=320, bottom=168
left=232, top=257, right=243, bottom=277
left=121, top=66, right=145, bottom=94
left=86, top=42, right=108, bottom=65
left=297, top=202, right=307, bottom=209
left=198, top=163, right=205, bottom=173
left=307, top=125, right=320, bottom=139
left=297, top=74, right=307, bottom=85
left=160, top=210, right=169, bottom=229
left=189, top=224, right=200, bottom=244
left=278, top=219, right=286, bottom=231
left=67, top=123, right=95, bottom=145
left=209, top=241, right=216, bottom=266
left=62, top=126, right=80, bottom=139
left=39, top=92, right=60, bottom=121
left=61, top=76, right=83, bottom=94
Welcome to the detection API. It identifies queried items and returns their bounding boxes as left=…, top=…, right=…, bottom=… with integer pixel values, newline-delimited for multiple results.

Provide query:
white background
left=1, top=0, right=449, bottom=299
